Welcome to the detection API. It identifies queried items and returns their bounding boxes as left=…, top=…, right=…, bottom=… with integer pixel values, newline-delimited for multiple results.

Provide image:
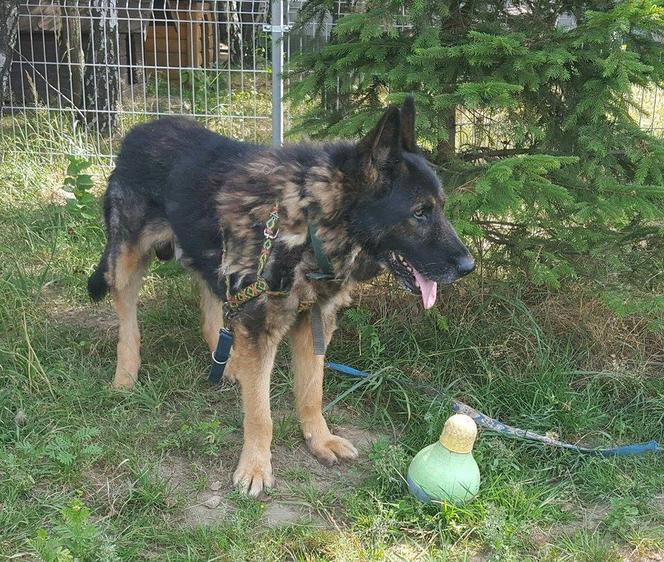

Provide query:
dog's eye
left=413, top=206, right=427, bottom=219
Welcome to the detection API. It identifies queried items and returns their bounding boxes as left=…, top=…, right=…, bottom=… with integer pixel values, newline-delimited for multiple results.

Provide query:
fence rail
left=1, top=0, right=662, bottom=164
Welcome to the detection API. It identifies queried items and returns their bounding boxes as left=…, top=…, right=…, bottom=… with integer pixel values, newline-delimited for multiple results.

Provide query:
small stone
left=204, top=495, right=222, bottom=509
left=14, top=409, right=27, bottom=426
left=209, top=480, right=221, bottom=491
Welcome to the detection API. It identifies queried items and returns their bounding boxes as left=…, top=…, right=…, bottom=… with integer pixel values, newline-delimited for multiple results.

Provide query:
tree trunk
left=322, top=9, right=348, bottom=116
left=220, top=1, right=269, bottom=67
left=225, top=1, right=243, bottom=66
left=435, top=0, right=461, bottom=163
left=435, top=107, right=457, bottom=162
left=242, top=1, right=268, bottom=65
left=58, top=4, right=84, bottom=112
left=0, top=1, right=21, bottom=107
left=83, top=0, right=120, bottom=136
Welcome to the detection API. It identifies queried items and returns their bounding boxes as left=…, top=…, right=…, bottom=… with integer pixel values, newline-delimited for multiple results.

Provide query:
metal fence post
left=270, top=0, right=284, bottom=147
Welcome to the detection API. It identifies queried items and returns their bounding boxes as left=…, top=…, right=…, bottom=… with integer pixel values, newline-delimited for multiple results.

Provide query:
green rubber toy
left=407, top=413, right=480, bottom=505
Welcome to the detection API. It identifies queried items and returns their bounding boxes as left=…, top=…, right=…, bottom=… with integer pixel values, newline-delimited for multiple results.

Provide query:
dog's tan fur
left=290, top=308, right=358, bottom=466
left=108, top=244, right=147, bottom=389
left=198, top=278, right=225, bottom=353
left=229, top=324, right=280, bottom=496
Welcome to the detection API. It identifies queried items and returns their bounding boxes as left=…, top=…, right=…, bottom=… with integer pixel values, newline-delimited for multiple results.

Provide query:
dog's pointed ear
left=358, top=105, right=402, bottom=181
left=401, top=95, right=416, bottom=152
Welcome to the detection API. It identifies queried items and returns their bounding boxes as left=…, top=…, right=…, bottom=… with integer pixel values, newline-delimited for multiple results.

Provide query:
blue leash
left=324, top=362, right=663, bottom=458
left=207, top=335, right=661, bottom=457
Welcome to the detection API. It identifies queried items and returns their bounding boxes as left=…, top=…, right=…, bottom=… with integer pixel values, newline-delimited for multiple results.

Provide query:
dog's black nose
left=455, top=255, right=475, bottom=276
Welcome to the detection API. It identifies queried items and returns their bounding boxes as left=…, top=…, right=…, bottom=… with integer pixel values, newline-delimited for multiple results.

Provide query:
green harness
left=306, top=223, right=335, bottom=281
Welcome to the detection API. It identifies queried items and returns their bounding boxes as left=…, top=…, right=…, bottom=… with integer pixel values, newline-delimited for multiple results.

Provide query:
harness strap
left=304, top=224, right=337, bottom=354
left=226, top=212, right=338, bottom=315
left=306, top=223, right=336, bottom=281
left=310, top=304, right=327, bottom=356
left=210, top=208, right=340, bottom=382
left=226, top=203, right=282, bottom=314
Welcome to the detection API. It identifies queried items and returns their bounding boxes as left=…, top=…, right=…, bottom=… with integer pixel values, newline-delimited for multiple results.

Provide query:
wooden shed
left=8, top=0, right=226, bottom=106
left=145, top=1, right=223, bottom=78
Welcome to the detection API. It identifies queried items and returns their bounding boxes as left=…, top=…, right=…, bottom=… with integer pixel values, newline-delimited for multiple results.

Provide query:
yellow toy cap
left=439, top=413, right=478, bottom=453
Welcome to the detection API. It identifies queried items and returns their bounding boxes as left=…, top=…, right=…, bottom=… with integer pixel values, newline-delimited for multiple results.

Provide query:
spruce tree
left=290, top=0, right=664, bottom=325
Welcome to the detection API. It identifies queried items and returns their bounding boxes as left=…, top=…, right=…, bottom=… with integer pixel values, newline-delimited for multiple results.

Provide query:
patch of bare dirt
left=83, top=459, right=135, bottom=518
left=156, top=454, right=236, bottom=528
left=271, top=425, right=384, bottom=494
left=81, top=388, right=388, bottom=529
left=145, top=425, right=386, bottom=529
left=43, top=283, right=118, bottom=333
left=52, top=304, right=118, bottom=332
left=183, top=492, right=234, bottom=528
left=336, top=425, right=387, bottom=451
left=619, top=548, right=664, bottom=562
left=262, top=501, right=328, bottom=528
left=530, top=503, right=611, bottom=550
left=258, top=425, right=386, bottom=528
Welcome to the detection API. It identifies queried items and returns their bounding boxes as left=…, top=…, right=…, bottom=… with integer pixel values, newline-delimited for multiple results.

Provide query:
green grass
left=0, top=139, right=663, bottom=561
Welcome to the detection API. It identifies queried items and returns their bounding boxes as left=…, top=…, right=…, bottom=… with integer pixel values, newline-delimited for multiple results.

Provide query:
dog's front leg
left=231, top=327, right=278, bottom=497
left=290, top=311, right=359, bottom=466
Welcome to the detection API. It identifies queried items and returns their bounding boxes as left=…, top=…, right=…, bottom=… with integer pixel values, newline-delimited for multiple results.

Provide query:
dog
left=87, top=97, right=475, bottom=496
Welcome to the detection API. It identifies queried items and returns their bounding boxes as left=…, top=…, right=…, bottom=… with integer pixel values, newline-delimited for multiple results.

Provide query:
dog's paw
left=306, top=433, right=359, bottom=467
left=110, top=373, right=136, bottom=390
left=232, top=449, right=274, bottom=497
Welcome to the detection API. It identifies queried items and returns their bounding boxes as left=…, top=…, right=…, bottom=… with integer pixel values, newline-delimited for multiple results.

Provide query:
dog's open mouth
left=386, top=251, right=438, bottom=309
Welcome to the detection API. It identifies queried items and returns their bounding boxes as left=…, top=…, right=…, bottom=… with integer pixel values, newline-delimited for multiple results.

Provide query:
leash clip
left=208, top=328, right=234, bottom=383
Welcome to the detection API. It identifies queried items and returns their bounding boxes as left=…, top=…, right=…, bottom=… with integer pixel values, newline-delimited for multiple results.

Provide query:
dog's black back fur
left=90, top=117, right=261, bottom=299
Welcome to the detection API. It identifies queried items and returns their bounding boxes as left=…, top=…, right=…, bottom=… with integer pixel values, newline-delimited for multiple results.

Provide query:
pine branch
left=459, top=147, right=538, bottom=161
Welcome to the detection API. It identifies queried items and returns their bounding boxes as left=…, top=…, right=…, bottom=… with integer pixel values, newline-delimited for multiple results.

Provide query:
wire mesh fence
left=1, top=0, right=276, bottom=162
left=1, top=0, right=663, bottom=165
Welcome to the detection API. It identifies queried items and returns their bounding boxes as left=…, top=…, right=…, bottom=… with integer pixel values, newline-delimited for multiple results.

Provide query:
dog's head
left=348, top=97, right=475, bottom=309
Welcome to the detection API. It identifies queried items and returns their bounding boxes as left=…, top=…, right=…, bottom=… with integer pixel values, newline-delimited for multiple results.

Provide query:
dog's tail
left=88, top=174, right=118, bottom=302
left=88, top=250, right=110, bottom=301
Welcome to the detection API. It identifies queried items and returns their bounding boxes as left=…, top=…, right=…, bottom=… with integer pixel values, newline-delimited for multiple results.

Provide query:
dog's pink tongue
left=412, top=267, right=438, bottom=309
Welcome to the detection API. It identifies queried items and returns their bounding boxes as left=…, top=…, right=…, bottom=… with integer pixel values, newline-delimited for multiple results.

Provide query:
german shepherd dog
left=88, top=97, right=475, bottom=496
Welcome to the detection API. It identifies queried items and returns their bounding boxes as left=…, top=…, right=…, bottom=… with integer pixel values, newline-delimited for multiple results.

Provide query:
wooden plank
left=143, top=2, right=216, bottom=72
left=145, top=48, right=191, bottom=68
left=148, top=25, right=190, bottom=42
left=192, top=13, right=202, bottom=67
left=202, top=13, right=216, bottom=67
left=145, top=39, right=197, bottom=56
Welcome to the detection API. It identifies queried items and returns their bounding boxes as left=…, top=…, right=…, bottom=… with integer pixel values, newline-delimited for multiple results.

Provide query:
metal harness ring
left=211, top=351, right=228, bottom=366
